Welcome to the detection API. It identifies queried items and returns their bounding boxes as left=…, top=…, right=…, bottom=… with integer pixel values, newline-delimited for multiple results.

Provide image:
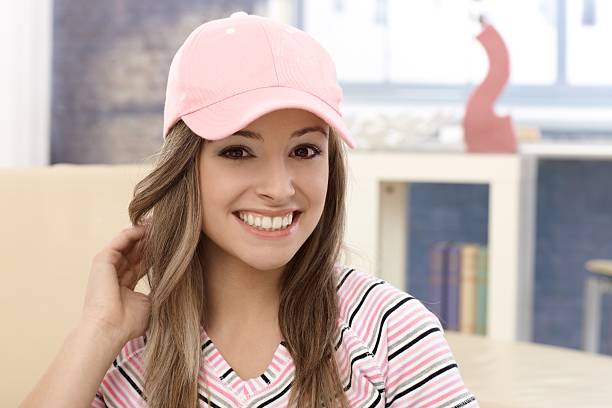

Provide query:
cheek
left=301, top=164, right=328, bottom=208
left=199, top=166, right=239, bottom=218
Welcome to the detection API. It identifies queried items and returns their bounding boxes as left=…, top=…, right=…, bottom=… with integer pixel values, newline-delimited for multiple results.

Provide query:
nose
left=254, top=156, right=296, bottom=201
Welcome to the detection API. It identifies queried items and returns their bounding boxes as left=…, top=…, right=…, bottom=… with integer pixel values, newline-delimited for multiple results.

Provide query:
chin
left=239, top=253, right=295, bottom=272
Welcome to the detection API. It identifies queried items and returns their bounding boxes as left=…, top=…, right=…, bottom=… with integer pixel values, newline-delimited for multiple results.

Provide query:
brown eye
left=219, top=146, right=251, bottom=160
left=293, top=144, right=322, bottom=159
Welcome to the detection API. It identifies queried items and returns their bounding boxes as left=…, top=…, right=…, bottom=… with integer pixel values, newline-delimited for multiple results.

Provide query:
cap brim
left=180, top=86, right=356, bottom=149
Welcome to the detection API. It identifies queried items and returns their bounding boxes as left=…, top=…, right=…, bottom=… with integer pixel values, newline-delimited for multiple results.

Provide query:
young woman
left=21, top=12, right=479, bottom=408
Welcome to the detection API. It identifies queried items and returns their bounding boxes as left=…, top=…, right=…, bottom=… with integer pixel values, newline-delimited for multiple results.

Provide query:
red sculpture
left=463, top=23, right=517, bottom=153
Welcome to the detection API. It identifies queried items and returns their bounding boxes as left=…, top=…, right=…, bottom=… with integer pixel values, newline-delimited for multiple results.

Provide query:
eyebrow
left=230, top=126, right=328, bottom=141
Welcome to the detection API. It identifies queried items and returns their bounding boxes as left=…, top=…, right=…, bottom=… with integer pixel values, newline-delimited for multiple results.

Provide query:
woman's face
left=198, top=108, right=330, bottom=272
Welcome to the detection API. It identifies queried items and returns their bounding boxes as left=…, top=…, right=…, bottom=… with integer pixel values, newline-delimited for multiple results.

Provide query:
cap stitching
left=180, top=85, right=342, bottom=117
left=258, top=20, right=279, bottom=85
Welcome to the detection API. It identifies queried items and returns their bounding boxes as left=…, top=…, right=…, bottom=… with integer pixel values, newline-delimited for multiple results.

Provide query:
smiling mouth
left=232, top=211, right=302, bottom=230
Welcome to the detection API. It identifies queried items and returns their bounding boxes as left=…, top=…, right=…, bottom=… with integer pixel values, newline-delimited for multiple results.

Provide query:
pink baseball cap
left=162, top=11, right=356, bottom=149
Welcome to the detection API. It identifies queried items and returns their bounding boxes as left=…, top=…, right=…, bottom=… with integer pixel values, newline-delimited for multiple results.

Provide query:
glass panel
left=566, top=0, right=612, bottom=85
left=303, top=0, right=558, bottom=85
left=302, top=0, right=386, bottom=82
left=387, top=0, right=480, bottom=84
left=480, top=0, right=558, bottom=85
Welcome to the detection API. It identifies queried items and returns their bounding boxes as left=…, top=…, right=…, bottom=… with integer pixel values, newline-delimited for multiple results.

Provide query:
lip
left=236, top=208, right=299, bottom=217
left=233, top=211, right=301, bottom=239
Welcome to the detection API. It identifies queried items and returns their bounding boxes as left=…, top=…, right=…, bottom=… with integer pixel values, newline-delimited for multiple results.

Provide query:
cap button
left=230, top=11, right=248, bottom=18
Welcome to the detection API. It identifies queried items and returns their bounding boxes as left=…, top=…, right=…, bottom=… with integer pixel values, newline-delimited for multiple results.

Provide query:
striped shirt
left=92, top=265, right=479, bottom=407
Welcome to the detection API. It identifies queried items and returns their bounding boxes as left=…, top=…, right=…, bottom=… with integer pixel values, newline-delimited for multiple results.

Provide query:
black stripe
left=202, top=339, right=213, bottom=351
left=113, top=359, right=143, bottom=396
left=348, top=281, right=385, bottom=327
left=335, top=281, right=384, bottom=351
left=336, top=268, right=355, bottom=291
left=385, top=363, right=458, bottom=407
left=451, top=396, right=477, bottom=408
left=388, top=327, right=440, bottom=361
left=219, top=367, right=233, bottom=380
left=255, top=380, right=293, bottom=407
left=335, top=326, right=350, bottom=350
left=197, top=391, right=223, bottom=408
left=260, top=373, right=271, bottom=384
left=342, top=352, right=371, bottom=392
left=371, top=296, right=414, bottom=355
left=365, top=391, right=383, bottom=408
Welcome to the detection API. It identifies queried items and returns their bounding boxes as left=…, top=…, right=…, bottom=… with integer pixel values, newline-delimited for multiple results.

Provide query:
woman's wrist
left=75, top=317, right=128, bottom=353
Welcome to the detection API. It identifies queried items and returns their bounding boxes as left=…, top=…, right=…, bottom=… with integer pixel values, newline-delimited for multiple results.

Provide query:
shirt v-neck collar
left=199, top=325, right=294, bottom=398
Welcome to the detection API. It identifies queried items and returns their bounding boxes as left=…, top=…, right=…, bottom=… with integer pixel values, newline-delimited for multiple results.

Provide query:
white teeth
left=262, top=217, right=272, bottom=229
left=238, top=211, right=295, bottom=231
left=272, top=217, right=282, bottom=229
left=282, top=214, right=289, bottom=228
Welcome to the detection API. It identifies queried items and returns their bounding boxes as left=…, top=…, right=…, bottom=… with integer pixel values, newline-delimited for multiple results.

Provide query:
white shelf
left=354, top=140, right=612, bottom=159
left=344, top=151, right=537, bottom=343
left=519, top=141, right=612, bottom=159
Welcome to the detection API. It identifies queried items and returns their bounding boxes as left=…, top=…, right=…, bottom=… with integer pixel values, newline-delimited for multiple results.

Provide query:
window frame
left=295, top=0, right=612, bottom=109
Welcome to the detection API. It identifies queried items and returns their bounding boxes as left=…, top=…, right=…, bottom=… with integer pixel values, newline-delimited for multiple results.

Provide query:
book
left=446, top=242, right=462, bottom=331
left=428, top=241, right=452, bottom=326
left=459, top=243, right=480, bottom=334
left=476, top=246, right=489, bottom=335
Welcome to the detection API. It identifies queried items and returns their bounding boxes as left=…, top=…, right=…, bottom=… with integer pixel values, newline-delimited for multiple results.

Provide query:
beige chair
left=582, top=259, right=612, bottom=353
left=0, top=164, right=152, bottom=406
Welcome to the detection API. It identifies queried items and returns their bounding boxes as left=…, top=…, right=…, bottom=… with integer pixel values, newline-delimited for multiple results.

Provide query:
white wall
left=0, top=0, right=52, bottom=167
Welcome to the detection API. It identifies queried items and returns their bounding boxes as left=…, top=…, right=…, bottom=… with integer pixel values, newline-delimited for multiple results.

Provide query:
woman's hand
left=79, top=224, right=151, bottom=345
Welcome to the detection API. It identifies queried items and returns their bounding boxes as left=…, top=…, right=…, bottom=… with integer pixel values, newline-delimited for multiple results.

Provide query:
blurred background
left=2, top=1, right=612, bottom=402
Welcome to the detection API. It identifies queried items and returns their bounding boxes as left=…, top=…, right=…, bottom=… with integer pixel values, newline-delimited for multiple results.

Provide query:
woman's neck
left=201, top=255, right=284, bottom=334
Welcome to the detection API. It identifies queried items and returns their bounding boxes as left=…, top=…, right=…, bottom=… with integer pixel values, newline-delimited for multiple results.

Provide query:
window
left=297, top=0, right=612, bottom=107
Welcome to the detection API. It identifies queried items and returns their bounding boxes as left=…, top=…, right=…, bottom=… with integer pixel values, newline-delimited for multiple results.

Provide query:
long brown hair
left=128, top=118, right=351, bottom=407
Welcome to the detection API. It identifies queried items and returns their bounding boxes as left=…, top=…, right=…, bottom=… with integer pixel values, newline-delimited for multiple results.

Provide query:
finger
left=118, top=231, right=150, bottom=289
left=119, top=254, right=148, bottom=290
left=102, top=225, right=146, bottom=259
left=98, top=225, right=146, bottom=284
left=119, top=266, right=138, bottom=289
left=125, top=233, right=146, bottom=266
left=128, top=264, right=147, bottom=290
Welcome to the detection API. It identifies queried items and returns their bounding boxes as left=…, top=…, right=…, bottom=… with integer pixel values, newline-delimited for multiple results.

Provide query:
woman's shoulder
left=333, top=265, right=478, bottom=407
left=334, top=263, right=444, bottom=346
left=335, top=264, right=439, bottom=320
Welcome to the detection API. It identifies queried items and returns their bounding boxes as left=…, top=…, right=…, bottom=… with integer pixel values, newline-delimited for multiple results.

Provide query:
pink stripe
left=228, top=375, right=239, bottom=387
left=126, top=353, right=144, bottom=373
left=387, top=346, right=448, bottom=378
left=340, top=274, right=367, bottom=317
left=247, top=379, right=257, bottom=394
left=413, top=376, right=463, bottom=408
left=387, top=311, right=431, bottom=340
left=417, top=383, right=466, bottom=407
left=387, top=345, right=449, bottom=389
left=336, top=344, right=350, bottom=378
left=271, top=350, right=288, bottom=367
left=268, top=358, right=281, bottom=371
left=210, top=352, right=225, bottom=368
left=104, top=372, right=132, bottom=406
left=387, top=335, right=446, bottom=371
left=358, top=288, right=395, bottom=341
left=277, top=360, right=295, bottom=378
left=198, top=372, right=242, bottom=406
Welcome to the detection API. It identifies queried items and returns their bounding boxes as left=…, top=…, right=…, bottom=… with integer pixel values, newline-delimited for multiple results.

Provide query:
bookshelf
left=343, top=151, right=537, bottom=343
